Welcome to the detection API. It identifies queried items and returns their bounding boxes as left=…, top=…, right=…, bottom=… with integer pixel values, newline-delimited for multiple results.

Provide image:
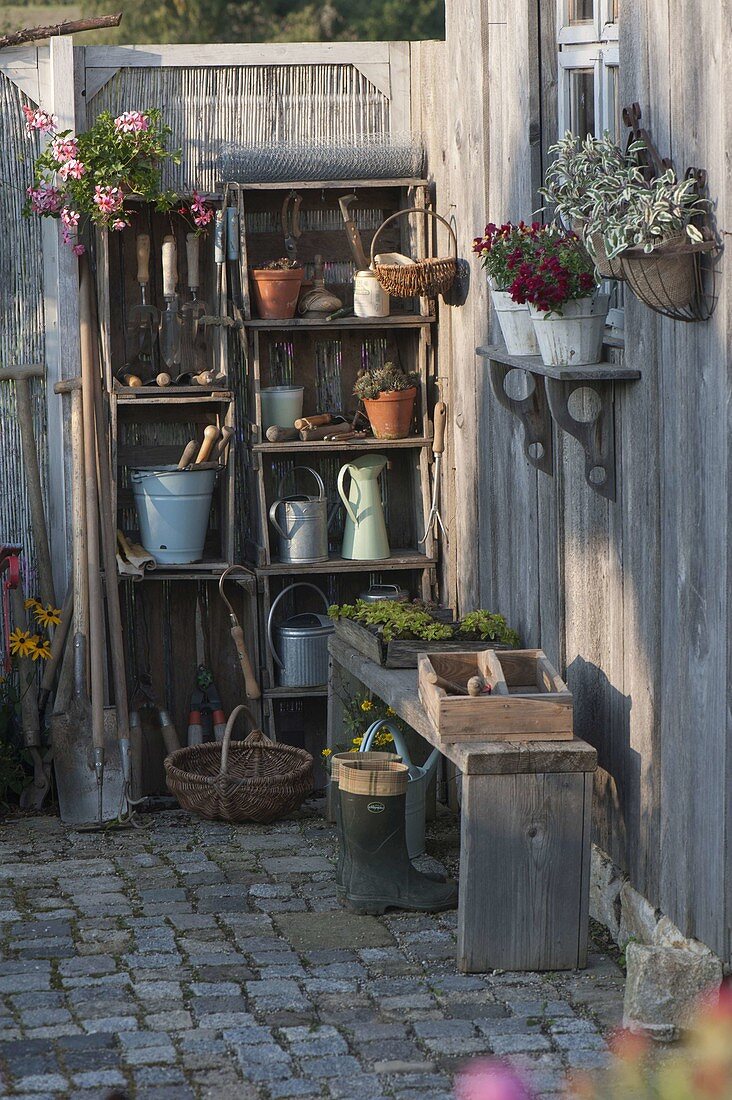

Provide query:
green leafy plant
left=457, top=610, right=521, bottom=647
left=321, top=691, right=406, bottom=765
left=256, top=257, right=303, bottom=270
left=22, top=106, right=183, bottom=251
left=353, top=361, right=419, bottom=402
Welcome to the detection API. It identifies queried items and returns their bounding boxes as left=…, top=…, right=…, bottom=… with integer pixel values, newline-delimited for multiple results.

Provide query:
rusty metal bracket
left=487, top=360, right=553, bottom=476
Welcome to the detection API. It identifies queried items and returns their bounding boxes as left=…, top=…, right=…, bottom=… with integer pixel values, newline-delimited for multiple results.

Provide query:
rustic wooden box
left=333, top=616, right=506, bottom=669
left=418, top=649, right=573, bottom=742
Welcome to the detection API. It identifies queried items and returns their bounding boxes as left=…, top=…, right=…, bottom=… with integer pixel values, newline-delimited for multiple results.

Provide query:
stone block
left=589, top=845, right=626, bottom=940
left=618, top=882, right=660, bottom=948
left=623, top=942, right=723, bottom=1040
left=652, top=916, right=716, bottom=956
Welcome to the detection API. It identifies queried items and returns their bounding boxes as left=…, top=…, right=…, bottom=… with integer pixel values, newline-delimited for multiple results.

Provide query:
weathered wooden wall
left=416, top=0, right=731, bottom=959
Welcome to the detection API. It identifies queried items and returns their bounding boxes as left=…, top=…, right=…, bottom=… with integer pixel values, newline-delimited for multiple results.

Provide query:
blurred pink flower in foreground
left=455, top=1059, right=535, bottom=1100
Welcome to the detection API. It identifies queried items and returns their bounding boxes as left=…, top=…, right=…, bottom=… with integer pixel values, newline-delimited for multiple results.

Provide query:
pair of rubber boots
left=331, top=751, right=458, bottom=915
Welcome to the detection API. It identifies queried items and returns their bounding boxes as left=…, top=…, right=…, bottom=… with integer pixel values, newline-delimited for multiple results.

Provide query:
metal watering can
left=268, top=466, right=337, bottom=564
left=267, top=582, right=334, bottom=688
left=359, top=718, right=439, bottom=859
left=337, top=453, right=390, bottom=560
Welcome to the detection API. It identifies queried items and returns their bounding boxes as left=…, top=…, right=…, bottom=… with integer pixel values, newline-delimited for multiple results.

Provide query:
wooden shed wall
left=415, top=0, right=731, bottom=959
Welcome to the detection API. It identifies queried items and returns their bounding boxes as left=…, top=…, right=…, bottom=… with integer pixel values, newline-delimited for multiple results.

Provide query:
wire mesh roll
left=217, top=132, right=425, bottom=183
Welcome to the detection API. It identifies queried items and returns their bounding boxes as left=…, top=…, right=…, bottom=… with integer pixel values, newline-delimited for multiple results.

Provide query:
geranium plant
left=22, top=105, right=211, bottom=251
left=472, top=221, right=544, bottom=290
left=508, top=228, right=598, bottom=314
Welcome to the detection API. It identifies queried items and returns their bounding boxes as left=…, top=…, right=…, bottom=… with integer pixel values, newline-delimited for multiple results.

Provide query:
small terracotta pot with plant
left=354, top=362, right=419, bottom=440
left=250, top=257, right=305, bottom=320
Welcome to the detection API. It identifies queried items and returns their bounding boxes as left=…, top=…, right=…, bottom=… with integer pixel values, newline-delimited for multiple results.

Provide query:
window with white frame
left=557, top=0, right=622, bottom=328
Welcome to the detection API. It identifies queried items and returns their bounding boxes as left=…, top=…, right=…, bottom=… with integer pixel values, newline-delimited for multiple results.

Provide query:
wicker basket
left=164, top=705, right=313, bottom=823
left=371, top=207, right=458, bottom=299
left=620, top=233, right=697, bottom=311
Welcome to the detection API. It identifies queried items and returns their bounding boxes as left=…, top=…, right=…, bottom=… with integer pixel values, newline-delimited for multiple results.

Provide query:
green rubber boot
left=331, top=751, right=401, bottom=900
left=339, top=761, right=458, bottom=915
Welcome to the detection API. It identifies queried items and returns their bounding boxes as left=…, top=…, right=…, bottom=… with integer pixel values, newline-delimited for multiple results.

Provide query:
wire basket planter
left=371, top=207, right=458, bottom=299
left=619, top=234, right=719, bottom=322
left=164, top=705, right=314, bottom=823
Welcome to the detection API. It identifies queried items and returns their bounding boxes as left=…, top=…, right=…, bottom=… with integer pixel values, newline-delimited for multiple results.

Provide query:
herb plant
left=328, top=600, right=520, bottom=646
left=257, top=257, right=303, bottom=270
left=457, top=609, right=521, bottom=647
left=353, top=361, right=419, bottom=402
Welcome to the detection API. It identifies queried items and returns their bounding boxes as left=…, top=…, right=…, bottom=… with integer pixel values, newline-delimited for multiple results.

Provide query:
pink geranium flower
left=60, top=208, right=80, bottom=230
left=114, top=111, right=150, bottom=134
left=190, top=190, right=214, bottom=228
left=72, top=244, right=86, bottom=256
left=50, top=138, right=79, bottom=164
left=112, top=218, right=128, bottom=231
left=26, top=184, right=64, bottom=215
left=93, top=185, right=124, bottom=215
left=58, top=159, right=86, bottom=182
left=22, top=105, right=57, bottom=134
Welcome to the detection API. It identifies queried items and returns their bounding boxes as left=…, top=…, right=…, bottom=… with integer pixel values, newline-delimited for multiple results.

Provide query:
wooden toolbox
left=417, top=649, right=573, bottom=742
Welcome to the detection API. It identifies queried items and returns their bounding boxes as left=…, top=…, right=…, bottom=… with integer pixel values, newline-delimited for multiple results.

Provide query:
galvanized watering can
left=337, top=453, right=390, bottom=560
left=268, top=466, right=336, bottom=564
left=360, top=718, right=439, bottom=859
left=267, top=582, right=334, bottom=688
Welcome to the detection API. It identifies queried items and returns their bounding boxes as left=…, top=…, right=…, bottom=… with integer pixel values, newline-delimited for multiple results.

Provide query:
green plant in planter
left=472, top=220, right=547, bottom=289
left=599, top=168, right=708, bottom=259
left=458, top=610, right=521, bottom=647
left=353, top=361, right=419, bottom=401
left=328, top=600, right=454, bottom=643
left=256, top=257, right=303, bottom=270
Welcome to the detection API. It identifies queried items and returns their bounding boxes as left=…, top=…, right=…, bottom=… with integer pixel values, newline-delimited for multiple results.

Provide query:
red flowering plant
left=472, top=220, right=544, bottom=290
left=508, top=227, right=598, bottom=315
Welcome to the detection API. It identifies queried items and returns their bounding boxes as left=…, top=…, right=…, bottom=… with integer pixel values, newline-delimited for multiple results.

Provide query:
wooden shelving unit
left=229, top=177, right=440, bottom=743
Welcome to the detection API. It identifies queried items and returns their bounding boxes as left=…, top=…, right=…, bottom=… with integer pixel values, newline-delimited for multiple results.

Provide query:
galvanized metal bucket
left=268, top=466, right=334, bottom=564
left=267, top=582, right=334, bottom=687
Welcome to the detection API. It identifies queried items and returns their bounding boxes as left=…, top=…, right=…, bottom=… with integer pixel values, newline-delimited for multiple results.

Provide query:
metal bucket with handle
left=268, top=466, right=335, bottom=564
left=360, top=718, right=439, bottom=858
left=267, top=582, right=334, bottom=687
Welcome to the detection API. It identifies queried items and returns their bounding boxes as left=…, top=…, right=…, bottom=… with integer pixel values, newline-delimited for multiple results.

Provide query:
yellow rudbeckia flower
left=9, top=628, right=34, bottom=658
left=24, top=597, right=40, bottom=611
left=34, top=604, right=62, bottom=628
left=360, top=699, right=373, bottom=711
left=31, top=638, right=51, bottom=660
left=321, top=748, right=332, bottom=758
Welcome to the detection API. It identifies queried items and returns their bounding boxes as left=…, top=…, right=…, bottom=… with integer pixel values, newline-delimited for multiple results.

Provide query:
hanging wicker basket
left=164, top=706, right=313, bottom=824
left=371, top=207, right=458, bottom=299
left=620, top=233, right=699, bottom=311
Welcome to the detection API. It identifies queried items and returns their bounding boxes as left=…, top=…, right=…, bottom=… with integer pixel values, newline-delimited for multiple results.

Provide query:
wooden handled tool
left=419, top=399, right=448, bottom=545
left=424, top=670, right=470, bottom=696
left=231, top=624, right=261, bottom=699
left=177, top=440, right=198, bottom=470
left=159, top=709, right=181, bottom=755
left=194, top=425, right=220, bottom=465
left=266, top=426, right=299, bottom=443
left=300, top=422, right=351, bottom=441
left=137, top=233, right=150, bottom=285
left=325, top=429, right=368, bottom=442
left=216, top=426, right=235, bottom=462
left=433, top=400, right=447, bottom=454
left=189, top=461, right=221, bottom=471
left=467, top=674, right=490, bottom=697
left=156, top=372, right=172, bottom=387
left=294, top=413, right=332, bottom=430
left=121, top=373, right=142, bottom=388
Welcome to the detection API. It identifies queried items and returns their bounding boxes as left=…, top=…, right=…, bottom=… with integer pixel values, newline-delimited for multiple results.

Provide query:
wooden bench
left=328, top=638, right=597, bottom=972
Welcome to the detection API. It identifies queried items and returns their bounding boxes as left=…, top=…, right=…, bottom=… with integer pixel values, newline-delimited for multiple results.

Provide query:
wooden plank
left=258, top=551, right=436, bottom=575
left=476, top=345, right=641, bottom=381
left=388, top=41, right=411, bottom=134
left=245, top=315, right=434, bottom=330
left=85, top=42, right=395, bottom=69
left=457, top=770, right=591, bottom=971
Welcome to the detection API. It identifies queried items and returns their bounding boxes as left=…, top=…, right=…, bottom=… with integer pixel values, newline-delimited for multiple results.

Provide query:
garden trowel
left=159, top=235, right=182, bottom=374
left=125, top=234, right=159, bottom=379
left=180, top=233, right=208, bottom=376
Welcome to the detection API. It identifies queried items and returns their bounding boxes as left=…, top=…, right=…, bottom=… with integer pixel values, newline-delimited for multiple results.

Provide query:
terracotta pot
left=363, top=387, right=417, bottom=440
left=251, top=268, right=305, bottom=319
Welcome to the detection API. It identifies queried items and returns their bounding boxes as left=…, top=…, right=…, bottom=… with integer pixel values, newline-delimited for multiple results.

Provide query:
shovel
left=125, top=234, right=159, bottom=379
left=159, top=235, right=182, bottom=375
left=180, top=233, right=208, bottom=377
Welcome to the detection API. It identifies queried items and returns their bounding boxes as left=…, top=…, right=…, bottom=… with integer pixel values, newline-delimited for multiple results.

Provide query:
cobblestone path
left=0, top=805, right=624, bottom=1100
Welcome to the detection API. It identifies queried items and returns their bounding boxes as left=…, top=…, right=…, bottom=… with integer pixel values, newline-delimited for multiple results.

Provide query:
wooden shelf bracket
left=545, top=377, right=616, bottom=502
left=487, top=359, right=553, bottom=476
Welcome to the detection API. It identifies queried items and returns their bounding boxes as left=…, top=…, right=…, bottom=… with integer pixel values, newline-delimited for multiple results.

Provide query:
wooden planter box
left=333, top=616, right=508, bottom=669
left=418, top=649, right=573, bottom=742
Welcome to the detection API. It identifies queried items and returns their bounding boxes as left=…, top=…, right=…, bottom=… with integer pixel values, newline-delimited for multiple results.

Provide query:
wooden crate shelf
left=244, top=314, right=434, bottom=330
left=257, top=550, right=436, bottom=575
left=253, top=436, right=431, bottom=454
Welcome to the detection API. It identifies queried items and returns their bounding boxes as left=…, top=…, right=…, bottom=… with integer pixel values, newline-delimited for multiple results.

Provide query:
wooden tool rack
left=226, top=178, right=441, bottom=750
left=91, top=204, right=260, bottom=793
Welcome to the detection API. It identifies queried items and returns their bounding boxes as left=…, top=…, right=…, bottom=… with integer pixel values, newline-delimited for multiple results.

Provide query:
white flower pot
left=528, top=294, right=610, bottom=367
left=491, top=289, right=539, bottom=356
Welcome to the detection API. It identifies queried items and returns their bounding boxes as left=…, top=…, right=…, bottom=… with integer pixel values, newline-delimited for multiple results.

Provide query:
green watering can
left=337, top=453, right=390, bottom=560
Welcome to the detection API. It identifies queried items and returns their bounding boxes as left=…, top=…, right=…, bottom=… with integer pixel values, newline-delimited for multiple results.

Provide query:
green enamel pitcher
left=337, top=453, right=391, bottom=560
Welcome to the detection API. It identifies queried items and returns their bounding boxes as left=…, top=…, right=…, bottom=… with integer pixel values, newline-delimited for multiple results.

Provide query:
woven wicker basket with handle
left=164, top=705, right=313, bottom=823
left=371, top=207, right=458, bottom=299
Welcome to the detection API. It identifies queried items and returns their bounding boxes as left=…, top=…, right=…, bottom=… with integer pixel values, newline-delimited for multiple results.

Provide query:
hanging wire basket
left=371, top=207, right=458, bottom=299
left=619, top=233, right=719, bottom=322
left=165, top=705, right=313, bottom=823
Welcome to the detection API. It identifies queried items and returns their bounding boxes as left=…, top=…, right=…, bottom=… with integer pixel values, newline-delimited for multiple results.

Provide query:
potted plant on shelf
left=353, top=361, right=419, bottom=440
left=250, top=257, right=305, bottom=320
left=509, top=227, right=607, bottom=367
left=22, top=106, right=180, bottom=252
left=472, top=221, right=541, bottom=355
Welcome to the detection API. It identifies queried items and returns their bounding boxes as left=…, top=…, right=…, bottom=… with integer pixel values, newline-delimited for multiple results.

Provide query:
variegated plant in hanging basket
left=371, top=208, right=458, bottom=299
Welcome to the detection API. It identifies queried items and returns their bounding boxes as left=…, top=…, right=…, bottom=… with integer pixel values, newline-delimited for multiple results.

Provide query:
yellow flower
left=24, top=597, right=39, bottom=611
left=34, top=604, right=62, bottom=628
left=9, top=628, right=34, bottom=658
left=351, top=737, right=363, bottom=747
left=321, top=748, right=332, bottom=758
left=386, top=707, right=396, bottom=716
left=360, top=699, right=373, bottom=712
left=31, top=638, right=51, bottom=660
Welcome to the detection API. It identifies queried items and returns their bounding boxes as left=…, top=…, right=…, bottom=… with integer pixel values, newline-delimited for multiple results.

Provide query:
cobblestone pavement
left=0, top=803, right=624, bottom=1100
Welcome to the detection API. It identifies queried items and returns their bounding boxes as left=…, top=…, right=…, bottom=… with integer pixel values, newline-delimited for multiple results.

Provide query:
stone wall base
left=589, top=845, right=724, bottom=1041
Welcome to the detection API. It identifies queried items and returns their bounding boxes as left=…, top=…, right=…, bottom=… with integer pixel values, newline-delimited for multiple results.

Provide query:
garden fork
left=419, top=400, right=448, bottom=545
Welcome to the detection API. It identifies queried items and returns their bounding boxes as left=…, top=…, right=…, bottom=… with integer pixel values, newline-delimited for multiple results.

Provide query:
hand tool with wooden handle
left=159, top=709, right=181, bottom=755
left=216, top=426, right=235, bottom=463
left=181, top=232, right=208, bottom=375
left=125, top=234, right=159, bottom=378
left=282, top=190, right=303, bottom=262
left=177, top=440, right=198, bottom=470
left=467, top=675, right=491, bottom=696
left=219, top=564, right=261, bottom=699
left=300, top=421, right=351, bottom=441
left=119, top=372, right=142, bottom=388
left=419, top=400, right=448, bottom=544
left=294, top=413, right=332, bottom=430
left=159, top=235, right=182, bottom=372
left=338, top=194, right=369, bottom=271
left=155, top=372, right=171, bottom=387
left=423, top=669, right=470, bottom=696
left=266, top=426, right=299, bottom=443
left=194, top=425, right=220, bottom=465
